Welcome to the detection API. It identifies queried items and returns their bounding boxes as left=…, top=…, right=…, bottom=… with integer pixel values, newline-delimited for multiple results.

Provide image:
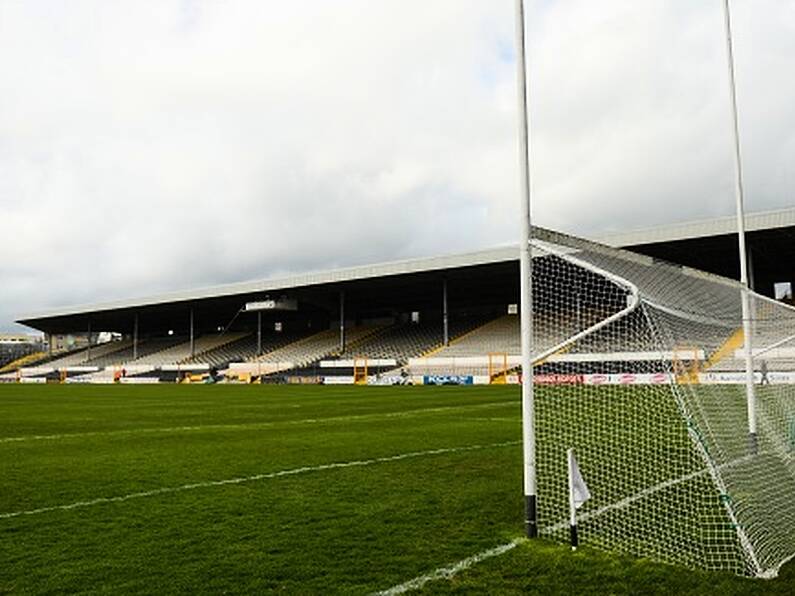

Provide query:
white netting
left=530, top=227, right=795, bottom=578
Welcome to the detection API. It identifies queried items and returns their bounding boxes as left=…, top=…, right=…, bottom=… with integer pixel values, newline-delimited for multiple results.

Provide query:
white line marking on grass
left=465, top=417, right=520, bottom=423
left=0, top=401, right=518, bottom=445
left=0, top=440, right=520, bottom=520
left=372, top=538, right=527, bottom=596
left=373, top=454, right=757, bottom=594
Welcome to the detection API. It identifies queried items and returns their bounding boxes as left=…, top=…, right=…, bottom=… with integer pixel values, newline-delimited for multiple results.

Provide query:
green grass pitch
left=0, top=384, right=793, bottom=594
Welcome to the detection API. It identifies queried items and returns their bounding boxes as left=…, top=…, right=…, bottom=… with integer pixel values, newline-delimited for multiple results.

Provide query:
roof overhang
left=595, top=207, right=795, bottom=248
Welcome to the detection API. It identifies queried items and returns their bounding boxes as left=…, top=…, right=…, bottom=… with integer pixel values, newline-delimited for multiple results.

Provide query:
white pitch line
left=465, top=416, right=520, bottom=423
left=372, top=453, right=759, bottom=594
left=0, top=400, right=517, bottom=445
left=372, top=538, right=527, bottom=596
left=0, top=440, right=520, bottom=520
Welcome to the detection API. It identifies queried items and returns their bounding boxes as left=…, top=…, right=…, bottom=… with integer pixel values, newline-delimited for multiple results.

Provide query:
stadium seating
left=184, top=329, right=314, bottom=367
left=0, top=349, right=46, bottom=373
left=431, top=315, right=520, bottom=357
left=316, top=316, right=496, bottom=371
left=252, top=326, right=384, bottom=369
left=134, top=333, right=248, bottom=366
left=74, top=338, right=175, bottom=367
left=46, top=339, right=133, bottom=368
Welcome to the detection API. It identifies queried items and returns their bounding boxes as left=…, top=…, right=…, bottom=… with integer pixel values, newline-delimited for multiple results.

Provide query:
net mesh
left=530, top=227, right=795, bottom=578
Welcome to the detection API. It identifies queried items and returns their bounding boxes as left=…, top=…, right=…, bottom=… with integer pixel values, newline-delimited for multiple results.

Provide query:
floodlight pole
left=723, top=0, right=757, bottom=452
left=515, top=0, right=537, bottom=537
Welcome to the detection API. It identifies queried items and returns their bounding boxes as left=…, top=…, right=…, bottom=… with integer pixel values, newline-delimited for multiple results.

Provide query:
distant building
left=0, top=333, right=42, bottom=345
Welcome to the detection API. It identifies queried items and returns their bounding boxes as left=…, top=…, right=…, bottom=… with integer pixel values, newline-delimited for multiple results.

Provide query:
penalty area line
left=0, top=440, right=520, bottom=521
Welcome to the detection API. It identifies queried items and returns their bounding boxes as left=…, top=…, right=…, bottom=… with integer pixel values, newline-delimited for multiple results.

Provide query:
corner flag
left=567, top=448, right=590, bottom=549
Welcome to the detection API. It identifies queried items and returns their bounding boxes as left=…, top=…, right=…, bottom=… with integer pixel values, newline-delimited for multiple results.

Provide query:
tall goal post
left=723, top=0, right=756, bottom=451
left=514, top=0, right=537, bottom=538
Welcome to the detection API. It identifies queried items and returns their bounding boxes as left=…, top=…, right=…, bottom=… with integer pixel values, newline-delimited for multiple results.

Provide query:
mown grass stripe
left=0, top=440, right=520, bottom=520
left=0, top=400, right=517, bottom=444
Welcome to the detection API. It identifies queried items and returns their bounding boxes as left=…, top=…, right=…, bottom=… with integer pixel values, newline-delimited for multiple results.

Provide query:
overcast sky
left=2, top=1, right=794, bottom=333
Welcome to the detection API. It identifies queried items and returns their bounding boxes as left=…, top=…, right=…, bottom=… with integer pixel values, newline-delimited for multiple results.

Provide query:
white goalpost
left=514, top=0, right=537, bottom=539
left=511, top=0, right=789, bottom=578
left=723, top=0, right=757, bottom=453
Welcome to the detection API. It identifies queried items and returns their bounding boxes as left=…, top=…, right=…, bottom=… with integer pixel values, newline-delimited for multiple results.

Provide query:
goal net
left=530, top=226, right=795, bottom=578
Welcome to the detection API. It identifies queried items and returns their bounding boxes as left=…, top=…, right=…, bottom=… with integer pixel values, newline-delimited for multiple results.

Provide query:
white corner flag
left=567, top=447, right=590, bottom=549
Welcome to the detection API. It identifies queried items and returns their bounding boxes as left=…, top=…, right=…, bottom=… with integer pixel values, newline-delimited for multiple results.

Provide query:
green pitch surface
left=0, top=384, right=792, bottom=594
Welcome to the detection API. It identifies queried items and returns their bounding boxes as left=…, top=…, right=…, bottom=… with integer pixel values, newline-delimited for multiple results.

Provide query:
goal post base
left=525, top=494, right=538, bottom=538
left=748, top=432, right=758, bottom=455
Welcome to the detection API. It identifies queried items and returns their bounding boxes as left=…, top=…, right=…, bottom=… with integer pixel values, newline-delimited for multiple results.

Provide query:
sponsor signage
left=582, top=373, right=673, bottom=385
left=120, top=377, right=161, bottom=384
left=699, top=371, right=795, bottom=385
left=423, top=375, right=473, bottom=386
left=323, top=376, right=355, bottom=385
left=535, top=374, right=584, bottom=385
left=245, top=298, right=298, bottom=312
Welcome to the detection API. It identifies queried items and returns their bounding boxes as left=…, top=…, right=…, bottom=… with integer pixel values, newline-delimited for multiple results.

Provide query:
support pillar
left=257, top=311, right=262, bottom=355
left=48, top=334, right=53, bottom=358
left=339, top=291, right=346, bottom=354
left=86, top=321, right=92, bottom=361
left=190, top=308, right=195, bottom=359
left=133, top=314, right=139, bottom=360
left=442, top=279, right=449, bottom=346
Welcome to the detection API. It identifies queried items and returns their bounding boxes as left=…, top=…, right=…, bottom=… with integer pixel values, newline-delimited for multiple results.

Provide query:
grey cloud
left=1, top=0, right=793, bottom=331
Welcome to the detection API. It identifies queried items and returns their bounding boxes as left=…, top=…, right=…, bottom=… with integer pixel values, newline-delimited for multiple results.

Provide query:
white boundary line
left=373, top=538, right=527, bottom=596
left=373, top=454, right=758, bottom=594
left=0, top=440, right=520, bottom=520
left=0, top=400, right=517, bottom=445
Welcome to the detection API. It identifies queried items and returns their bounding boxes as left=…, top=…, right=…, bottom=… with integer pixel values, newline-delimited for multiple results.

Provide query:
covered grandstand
left=8, top=208, right=795, bottom=384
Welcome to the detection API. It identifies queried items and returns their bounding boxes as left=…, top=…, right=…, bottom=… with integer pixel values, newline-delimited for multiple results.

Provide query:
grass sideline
left=0, top=384, right=792, bottom=594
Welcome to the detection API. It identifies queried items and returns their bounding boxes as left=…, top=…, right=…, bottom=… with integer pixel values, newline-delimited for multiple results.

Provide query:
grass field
left=0, top=384, right=793, bottom=594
